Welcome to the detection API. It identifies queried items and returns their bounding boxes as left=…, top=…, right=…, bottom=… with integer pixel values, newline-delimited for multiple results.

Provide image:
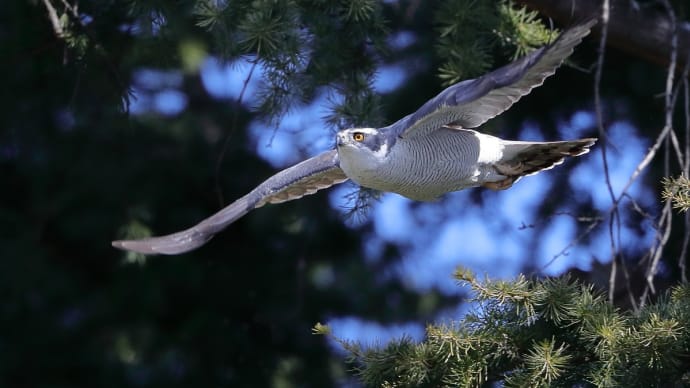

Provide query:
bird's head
left=336, top=127, right=394, bottom=162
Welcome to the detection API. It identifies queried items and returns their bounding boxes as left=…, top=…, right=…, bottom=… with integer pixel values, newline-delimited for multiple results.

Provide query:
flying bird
left=113, top=19, right=597, bottom=255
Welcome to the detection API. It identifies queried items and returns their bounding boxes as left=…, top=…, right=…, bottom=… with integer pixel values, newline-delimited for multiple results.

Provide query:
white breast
left=339, top=128, right=506, bottom=201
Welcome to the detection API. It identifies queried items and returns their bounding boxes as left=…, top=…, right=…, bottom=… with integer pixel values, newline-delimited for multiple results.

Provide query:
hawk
left=113, top=19, right=597, bottom=255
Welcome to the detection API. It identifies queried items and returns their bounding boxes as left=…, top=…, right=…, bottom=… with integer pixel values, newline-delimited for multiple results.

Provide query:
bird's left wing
left=112, top=149, right=347, bottom=255
left=386, top=18, right=596, bottom=139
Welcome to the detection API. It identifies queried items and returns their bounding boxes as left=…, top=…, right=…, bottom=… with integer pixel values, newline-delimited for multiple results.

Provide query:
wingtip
left=579, top=16, right=599, bottom=29
left=561, top=15, right=598, bottom=34
left=581, top=137, right=598, bottom=146
left=574, top=16, right=599, bottom=29
left=568, top=137, right=598, bottom=156
left=110, top=227, right=216, bottom=255
left=111, top=239, right=130, bottom=251
left=111, top=239, right=161, bottom=255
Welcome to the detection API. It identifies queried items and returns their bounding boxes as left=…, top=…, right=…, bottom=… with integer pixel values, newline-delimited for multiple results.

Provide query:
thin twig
left=519, top=211, right=603, bottom=230
left=640, top=201, right=674, bottom=307
left=667, top=57, right=690, bottom=170
left=595, top=2, right=614, bottom=203
left=618, top=246, right=637, bottom=311
left=607, top=215, right=619, bottom=303
left=679, top=66, right=690, bottom=283
left=616, top=126, right=673, bottom=204
left=42, top=0, right=65, bottom=37
left=42, top=0, right=131, bottom=112
left=593, top=0, right=620, bottom=303
left=686, top=76, right=690, bottom=174
left=669, top=130, right=685, bottom=169
left=60, top=0, right=78, bottom=18
left=215, top=57, right=259, bottom=206
left=639, top=0, right=678, bottom=306
left=538, top=218, right=602, bottom=272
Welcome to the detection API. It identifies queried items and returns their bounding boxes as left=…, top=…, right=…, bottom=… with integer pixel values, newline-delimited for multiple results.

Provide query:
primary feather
left=112, top=150, right=346, bottom=254
left=384, top=18, right=597, bottom=138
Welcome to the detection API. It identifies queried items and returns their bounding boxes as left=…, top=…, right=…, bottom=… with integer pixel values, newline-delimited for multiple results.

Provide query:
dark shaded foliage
left=2, top=0, right=688, bottom=386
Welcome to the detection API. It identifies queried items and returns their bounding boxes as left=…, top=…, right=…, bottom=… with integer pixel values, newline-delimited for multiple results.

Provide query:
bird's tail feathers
left=483, top=138, right=596, bottom=190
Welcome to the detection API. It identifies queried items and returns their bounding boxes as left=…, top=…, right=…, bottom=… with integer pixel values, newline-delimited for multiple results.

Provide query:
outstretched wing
left=112, top=149, right=347, bottom=255
left=386, top=18, right=596, bottom=139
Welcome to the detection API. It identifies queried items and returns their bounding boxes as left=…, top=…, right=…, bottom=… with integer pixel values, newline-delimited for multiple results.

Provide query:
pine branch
left=317, top=272, right=690, bottom=387
left=434, top=0, right=558, bottom=85
left=662, top=175, right=690, bottom=212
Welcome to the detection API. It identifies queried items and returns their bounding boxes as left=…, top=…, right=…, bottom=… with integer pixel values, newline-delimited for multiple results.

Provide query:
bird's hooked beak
left=336, top=132, right=347, bottom=147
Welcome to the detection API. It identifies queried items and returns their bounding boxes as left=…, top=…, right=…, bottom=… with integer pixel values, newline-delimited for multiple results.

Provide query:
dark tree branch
left=514, top=0, right=690, bottom=71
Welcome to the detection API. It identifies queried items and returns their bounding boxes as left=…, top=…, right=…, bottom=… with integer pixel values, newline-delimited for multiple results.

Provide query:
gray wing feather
left=387, top=19, right=596, bottom=138
left=111, top=150, right=347, bottom=255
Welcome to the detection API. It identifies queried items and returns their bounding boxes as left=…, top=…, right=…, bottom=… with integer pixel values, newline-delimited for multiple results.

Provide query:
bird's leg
left=481, top=177, right=516, bottom=190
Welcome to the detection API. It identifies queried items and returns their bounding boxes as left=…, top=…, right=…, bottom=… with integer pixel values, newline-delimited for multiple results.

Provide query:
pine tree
left=317, top=270, right=690, bottom=387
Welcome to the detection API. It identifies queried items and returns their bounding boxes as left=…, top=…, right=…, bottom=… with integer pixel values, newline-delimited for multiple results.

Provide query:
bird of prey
left=113, top=19, right=597, bottom=255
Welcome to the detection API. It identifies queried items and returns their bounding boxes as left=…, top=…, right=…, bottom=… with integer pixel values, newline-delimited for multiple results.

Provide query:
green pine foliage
left=190, top=0, right=389, bottom=128
left=317, top=270, right=690, bottom=387
left=663, top=175, right=690, bottom=212
left=50, top=0, right=562, bottom=126
left=435, top=0, right=557, bottom=85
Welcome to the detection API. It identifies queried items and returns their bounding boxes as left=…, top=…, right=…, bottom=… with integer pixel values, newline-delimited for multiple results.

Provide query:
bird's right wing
left=386, top=18, right=596, bottom=139
left=112, top=149, right=348, bottom=255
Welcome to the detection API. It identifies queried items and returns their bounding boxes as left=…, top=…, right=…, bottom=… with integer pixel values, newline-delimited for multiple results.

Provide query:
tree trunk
left=515, top=0, right=690, bottom=72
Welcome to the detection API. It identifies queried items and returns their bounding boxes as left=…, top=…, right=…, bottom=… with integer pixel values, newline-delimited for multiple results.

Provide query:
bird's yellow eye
left=353, top=132, right=365, bottom=142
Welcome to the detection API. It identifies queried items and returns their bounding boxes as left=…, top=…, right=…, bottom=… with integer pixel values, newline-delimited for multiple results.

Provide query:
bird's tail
left=483, top=138, right=597, bottom=190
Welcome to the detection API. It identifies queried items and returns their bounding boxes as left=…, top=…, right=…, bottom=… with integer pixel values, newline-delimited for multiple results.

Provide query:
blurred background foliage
left=1, top=0, right=688, bottom=386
